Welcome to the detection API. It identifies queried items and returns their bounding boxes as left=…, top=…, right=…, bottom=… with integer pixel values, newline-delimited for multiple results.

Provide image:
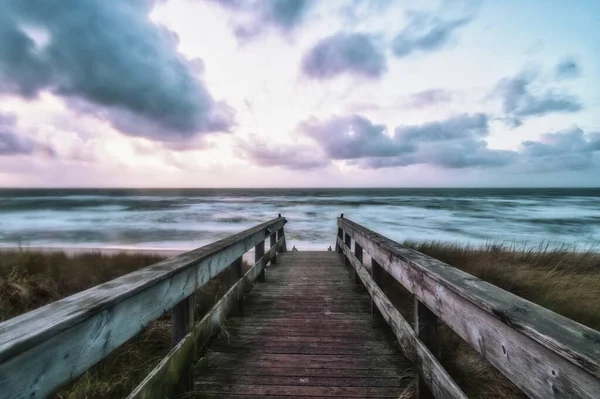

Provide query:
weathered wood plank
left=194, top=374, right=407, bottom=387
left=128, top=236, right=284, bottom=399
left=193, top=383, right=401, bottom=397
left=338, top=237, right=467, bottom=399
left=339, top=217, right=600, bottom=399
left=194, top=365, right=403, bottom=378
left=0, top=218, right=286, bottom=399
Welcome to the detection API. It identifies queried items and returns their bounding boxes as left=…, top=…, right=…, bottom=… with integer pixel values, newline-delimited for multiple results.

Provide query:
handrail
left=337, top=216, right=600, bottom=399
left=0, top=217, right=287, bottom=399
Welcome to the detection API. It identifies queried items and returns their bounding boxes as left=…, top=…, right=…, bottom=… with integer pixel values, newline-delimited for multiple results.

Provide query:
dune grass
left=0, top=244, right=598, bottom=398
left=383, top=241, right=600, bottom=399
left=0, top=250, right=239, bottom=398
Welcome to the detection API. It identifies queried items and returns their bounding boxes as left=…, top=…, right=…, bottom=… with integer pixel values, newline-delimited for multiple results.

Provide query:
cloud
left=555, top=57, right=581, bottom=79
left=238, top=138, right=328, bottom=170
left=206, top=0, right=313, bottom=39
left=404, top=89, right=453, bottom=108
left=520, top=127, right=600, bottom=171
left=358, top=113, right=509, bottom=169
left=361, top=141, right=517, bottom=169
left=395, top=113, right=488, bottom=142
left=0, top=1, right=233, bottom=142
left=494, top=69, right=583, bottom=126
left=301, top=33, right=387, bottom=80
left=0, top=112, right=53, bottom=156
left=300, top=114, right=412, bottom=159
left=392, top=12, right=472, bottom=58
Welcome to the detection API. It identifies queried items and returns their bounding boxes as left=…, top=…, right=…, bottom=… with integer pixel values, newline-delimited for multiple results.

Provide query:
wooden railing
left=0, top=216, right=287, bottom=399
left=336, top=216, right=600, bottom=399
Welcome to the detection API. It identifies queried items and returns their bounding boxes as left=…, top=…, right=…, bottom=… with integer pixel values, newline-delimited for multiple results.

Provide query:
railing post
left=336, top=227, right=343, bottom=253
left=277, top=214, right=287, bottom=253
left=171, top=294, right=195, bottom=393
left=230, top=256, right=243, bottom=315
left=371, top=259, right=383, bottom=319
left=354, top=243, right=362, bottom=284
left=344, top=232, right=351, bottom=265
left=270, top=231, right=277, bottom=265
left=256, top=239, right=265, bottom=281
left=414, top=299, right=439, bottom=399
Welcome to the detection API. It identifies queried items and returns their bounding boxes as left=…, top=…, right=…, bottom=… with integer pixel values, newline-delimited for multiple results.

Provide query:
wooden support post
left=344, top=232, right=351, bottom=266
left=336, top=227, right=343, bottom=253
left=270, top=232, right=277, bottom=265
left=256, top=240, right=265, bottom=281
left=354, top=243, right=362, bottom=284
left=171, top=295, right=195, bottom=393
left=414, top=298, right=439, bottom=399
left=371, top=259, right=383, bottom=319
left=278, top=227, right=287, bottom=253
left=230, top=256, right=243, bottom=315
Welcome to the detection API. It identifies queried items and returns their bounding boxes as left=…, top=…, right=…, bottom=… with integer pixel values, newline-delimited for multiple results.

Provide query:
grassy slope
left=1, top=245, right=598, bottom=398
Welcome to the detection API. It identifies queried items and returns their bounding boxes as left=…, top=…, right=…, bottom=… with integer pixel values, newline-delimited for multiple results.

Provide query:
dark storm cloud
left=404, top=89, right=453, bottom=108
left=206, top=0, right=312, bottom=39
left=494, top=70, right=583, bottom=126
left=555, top=57, right=581, bottom=79
left=394, top=113, right=488, bottom=143
left=301, top=33, right=387, bottom=80
left=239, top=139, right=329, bottom=170
left=0, top=0, right=233, bottom=142
left=299, top=114, right=412, bottom=159
left=392, top=12, right=472, bottom=58
left=0, top=112, right=53, bottom=156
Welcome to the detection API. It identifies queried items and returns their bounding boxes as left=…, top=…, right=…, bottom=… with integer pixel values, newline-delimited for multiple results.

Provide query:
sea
left=0, top=188, right=598, bottom=252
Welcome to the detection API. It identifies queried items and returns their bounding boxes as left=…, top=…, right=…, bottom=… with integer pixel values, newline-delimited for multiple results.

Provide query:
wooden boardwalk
left=3, top=216, right=599, bottom=399
left=193, top=251, right=413, bottom=397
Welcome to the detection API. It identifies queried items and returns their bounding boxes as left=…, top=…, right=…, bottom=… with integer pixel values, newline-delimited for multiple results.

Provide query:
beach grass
left=0, top=250, right=238, bottom=398
left=387, top=241, right=600, bottom=398
left=0, top=244, right=599, bottom=398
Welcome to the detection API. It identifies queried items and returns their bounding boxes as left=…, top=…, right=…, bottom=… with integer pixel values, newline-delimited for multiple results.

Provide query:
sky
left=0, top=0, right=599, bottom=188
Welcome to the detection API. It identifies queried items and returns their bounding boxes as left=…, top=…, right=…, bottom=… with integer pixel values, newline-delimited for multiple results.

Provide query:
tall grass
left=0, top=251, right=238, bottom=398
left=383, top=241, right=600, bottom=398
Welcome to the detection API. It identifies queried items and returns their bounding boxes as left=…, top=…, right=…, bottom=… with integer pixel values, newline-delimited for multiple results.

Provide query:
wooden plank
left=339, top=218, right=600, bottom=399
left=0, top=218, right=285, bottom=399
left=194, top=374, right=406, bottom=387
left=193, top=383, right=400, bottom=397
left=415, top=299, right=438, bottom=399
left=194, top=365, right=403, bottom=379
left=195, top=382, right=398, bottom=398
left=338, top=237, right=467, bottom=399
left=128, top=237, right=283, bottom=399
